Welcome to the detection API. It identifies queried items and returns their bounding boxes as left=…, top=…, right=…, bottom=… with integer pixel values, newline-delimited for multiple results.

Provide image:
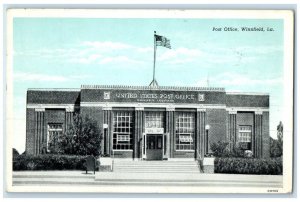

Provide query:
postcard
left=5, top=9, right=294, bottom=193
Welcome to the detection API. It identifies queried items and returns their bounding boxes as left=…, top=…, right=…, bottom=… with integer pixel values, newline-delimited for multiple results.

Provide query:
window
left=238, top=125, right=252, bottom=150
left=113, top=111, right=133, bottom=150
left=145, top=111, right=164, bottom=128
left=175, top=112, right=195, bottom=150
left=47, top=123, right=63, bottom=152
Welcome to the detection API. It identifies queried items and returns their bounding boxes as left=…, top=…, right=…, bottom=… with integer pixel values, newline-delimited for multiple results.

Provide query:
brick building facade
left=26, top=85, right=270, bottom=159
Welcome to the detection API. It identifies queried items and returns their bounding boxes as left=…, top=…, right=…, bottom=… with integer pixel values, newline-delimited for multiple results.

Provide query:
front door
left=146, top=134, right=163, bottom=160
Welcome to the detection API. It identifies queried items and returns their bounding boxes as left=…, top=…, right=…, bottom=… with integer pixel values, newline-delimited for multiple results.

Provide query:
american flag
left=155, top=34, right=171, bottom=49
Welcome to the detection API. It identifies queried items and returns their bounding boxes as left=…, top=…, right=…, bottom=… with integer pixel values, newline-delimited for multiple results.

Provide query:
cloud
left=230, top=45, right=282, bottom=55
left=13, top=41, right=134, bottom=59
left=14, top=41, right=150, bottom=67
left=14, top=72, right=91, bottom=82
left=158, top=47, right=203, bottom=61
left=195, top=72, right=283, bottom=88
left=155, top=46, right=257, bottom=67
left=164, top=44, right=282, bottom=67
left=215, top=72, right=283, bottom=86
left=137, top=47, right=152, bottom=53
left=68, top=54, right=103, bottom=64
left=81, top=41, right=133, bottom=50
left=98, top=56, right=143, bottom=65
left=14, top=40, right=281, bottom=70
left=14, top=47, right=88, bottom=60
left=201, top=45, right=282, bottom=65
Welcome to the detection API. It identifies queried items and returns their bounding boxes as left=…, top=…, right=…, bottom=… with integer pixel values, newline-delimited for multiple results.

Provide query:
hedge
left=13, top=154, right=99, bottom=171
left=214, top=157, right=282, bottom=175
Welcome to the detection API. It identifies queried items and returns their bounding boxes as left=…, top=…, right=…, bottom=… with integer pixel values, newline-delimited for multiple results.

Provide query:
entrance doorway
left=146, top=134, right=163, bottom=160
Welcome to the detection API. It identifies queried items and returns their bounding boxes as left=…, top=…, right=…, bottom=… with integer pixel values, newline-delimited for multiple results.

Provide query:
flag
left=155, top=34, right=171, bottom=49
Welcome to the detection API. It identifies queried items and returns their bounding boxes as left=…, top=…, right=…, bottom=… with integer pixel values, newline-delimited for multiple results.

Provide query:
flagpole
left=153, top=31, right=157, bottom=82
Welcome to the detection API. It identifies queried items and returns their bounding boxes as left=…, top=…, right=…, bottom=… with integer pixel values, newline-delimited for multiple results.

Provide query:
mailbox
left=85, top=155, right=96, bottom=174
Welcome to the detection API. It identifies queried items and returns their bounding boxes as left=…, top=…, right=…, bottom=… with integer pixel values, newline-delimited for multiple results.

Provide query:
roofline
left=27, top=88, right=81, bottom=92
left=26, top=87, right=269, bottom=95
left=226, top=92, right=269, bottom=96
left=81, top=85, right=225, bottom=92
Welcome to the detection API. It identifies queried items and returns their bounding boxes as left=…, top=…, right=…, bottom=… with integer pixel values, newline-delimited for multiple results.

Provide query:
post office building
left=26, top=85, right=270, bottom=160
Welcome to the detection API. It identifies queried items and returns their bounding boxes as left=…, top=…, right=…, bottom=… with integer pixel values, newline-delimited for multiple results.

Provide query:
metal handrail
left=196, top=149, right=202, bottom=160
left=112, top=150, right=114, bottom=171
left=196, top=149, right=203, bottom=173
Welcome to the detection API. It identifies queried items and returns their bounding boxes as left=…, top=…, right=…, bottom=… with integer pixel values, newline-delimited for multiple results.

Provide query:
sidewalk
left=13, top=170, right=94, bottom=177
left=12, top=171, right=283, bottom=188
left=95, top=172, right=283, bottom=187
left=96, top=172, right=282, bottom=181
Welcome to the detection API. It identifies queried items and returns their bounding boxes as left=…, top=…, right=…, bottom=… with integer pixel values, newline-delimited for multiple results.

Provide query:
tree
left=270, top=121, right=283, bottom=158
left=277, top=121, right=283, bottom=153
left=57, top=113, right=102, bottom=156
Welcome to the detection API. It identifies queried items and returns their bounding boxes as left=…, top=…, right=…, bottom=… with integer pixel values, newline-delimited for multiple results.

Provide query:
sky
left=12, top=18, right=284, bottom=153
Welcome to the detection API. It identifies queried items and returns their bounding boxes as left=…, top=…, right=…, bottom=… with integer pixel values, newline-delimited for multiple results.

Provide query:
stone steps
left=113, top=160, right=201, bottom=173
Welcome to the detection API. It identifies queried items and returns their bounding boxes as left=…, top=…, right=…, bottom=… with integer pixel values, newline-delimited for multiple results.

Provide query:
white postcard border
left=5, top=8, right=294, bottom=194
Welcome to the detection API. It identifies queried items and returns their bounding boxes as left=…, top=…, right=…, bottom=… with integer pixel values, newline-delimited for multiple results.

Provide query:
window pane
left=238, top=125, right=252, bottom=145
left=175, top=112, right=195, bottom=151
left=113, top=111, right=133, bottom=150
left=145, top=112, right=164, bottom=129
left=47, top=123, right=63, bottom=153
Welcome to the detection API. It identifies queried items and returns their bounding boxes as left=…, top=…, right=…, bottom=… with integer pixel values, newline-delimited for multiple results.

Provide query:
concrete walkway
left=95, top=172, right=282, bottom=187
left=13, top=171, right=94, bottom=177
left=12, top=171, right=283, bottom=188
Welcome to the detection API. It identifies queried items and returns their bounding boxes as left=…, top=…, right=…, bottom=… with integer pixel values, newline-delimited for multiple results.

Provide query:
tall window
left=175, top=112, right=195, bottom=150
left=47, top=123, right=63, bottom=152
left=238, top=125, right=252, bottom=150
left=145, top=111, right=164, bottom=128
left=113, top=111, right=133, bottom=150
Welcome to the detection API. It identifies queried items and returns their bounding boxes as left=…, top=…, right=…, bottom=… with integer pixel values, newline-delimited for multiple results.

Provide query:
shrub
left=214, top=157, right=282, bottom=175
left=210, top=141, right=231, bottom=157
left=13, top=154, right=99, bottom=171
left=231, top=144, right=245, bottom=158
left=270, top=137, right=282, bottom=157
left=13, top=148, right=19, bottom=159
left=210, top=141, right=253, bottom=158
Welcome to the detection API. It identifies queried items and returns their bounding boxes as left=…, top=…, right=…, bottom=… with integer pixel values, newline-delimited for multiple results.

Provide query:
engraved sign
left=104, top=92, right=110, bottom=100
left=81, top=88, right=227, bottom=104
left=145, top=128, right=164, bottom=134
left=198, top=93, right=205, bottom=101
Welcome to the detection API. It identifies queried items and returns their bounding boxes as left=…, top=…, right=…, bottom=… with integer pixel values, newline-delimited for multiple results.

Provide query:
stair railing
left=196, top=149, right=203, bottom=173
left=112, top=149, right=114, bottom=172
